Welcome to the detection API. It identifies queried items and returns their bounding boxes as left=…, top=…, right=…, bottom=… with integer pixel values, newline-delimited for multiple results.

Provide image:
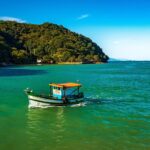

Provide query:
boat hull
left=28, top=95, right=84, bottom=107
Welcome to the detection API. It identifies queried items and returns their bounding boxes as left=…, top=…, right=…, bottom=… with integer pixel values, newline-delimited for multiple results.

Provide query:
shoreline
left=1, top=60, right=150, bottom=67
left=0, top=61, right=107, bottom=67
left=57, top=62, right=104, bottom=64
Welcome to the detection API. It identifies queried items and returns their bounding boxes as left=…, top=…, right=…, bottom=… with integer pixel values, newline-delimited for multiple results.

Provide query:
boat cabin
left=49, top=82, right=82, bottom=100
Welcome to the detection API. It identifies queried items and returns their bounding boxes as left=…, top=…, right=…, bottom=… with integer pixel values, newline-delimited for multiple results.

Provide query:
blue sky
left=0, top=0, right=150, bottom=60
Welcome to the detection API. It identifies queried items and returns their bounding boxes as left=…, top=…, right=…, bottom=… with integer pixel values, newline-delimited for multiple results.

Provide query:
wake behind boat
left=24, top=82, right=84, bottom=107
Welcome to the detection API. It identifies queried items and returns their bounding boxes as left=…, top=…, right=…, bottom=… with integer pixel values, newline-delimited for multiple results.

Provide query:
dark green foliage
left=0, top=21, right=109, bottom=64
left=0, top=34, right=11, bottom=63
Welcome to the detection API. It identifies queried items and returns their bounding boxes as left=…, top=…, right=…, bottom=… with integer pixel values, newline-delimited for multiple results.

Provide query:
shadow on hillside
left=0, top=68, right=47, bottom=76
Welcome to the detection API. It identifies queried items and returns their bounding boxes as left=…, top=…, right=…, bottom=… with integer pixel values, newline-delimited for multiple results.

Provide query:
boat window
left=53, top=87, right=60, bottom=90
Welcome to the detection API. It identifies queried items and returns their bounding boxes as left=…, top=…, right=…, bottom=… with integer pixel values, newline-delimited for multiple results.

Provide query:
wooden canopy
left=49, top=82, right=81, bottom=88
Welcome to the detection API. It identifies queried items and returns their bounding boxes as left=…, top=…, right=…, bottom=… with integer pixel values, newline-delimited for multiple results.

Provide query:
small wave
left=70, top=102, right=87, bottom=107
left=84, top=96, right=113, bottom=105
left=29, top=105, right=51, bottom=109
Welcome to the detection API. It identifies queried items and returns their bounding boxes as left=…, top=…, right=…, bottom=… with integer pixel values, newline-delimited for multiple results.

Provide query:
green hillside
left=0, top=21, right=109, bottom=64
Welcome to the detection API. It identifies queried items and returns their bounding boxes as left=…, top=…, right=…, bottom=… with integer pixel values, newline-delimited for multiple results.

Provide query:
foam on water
left=69, top=101, right=87, bottom=107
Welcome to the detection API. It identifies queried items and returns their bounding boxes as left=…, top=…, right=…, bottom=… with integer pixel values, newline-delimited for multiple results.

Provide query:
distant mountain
left=0, top=21, right=109, bottom=64
left=108, top=58, right=120, bottom=61
left=109, top=58, right=130, bottom=61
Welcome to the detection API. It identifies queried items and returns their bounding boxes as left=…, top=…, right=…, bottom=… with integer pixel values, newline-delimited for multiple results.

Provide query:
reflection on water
left=26, top=107, right=66, bottom=148
left=55, top=108, right=65, bottom=143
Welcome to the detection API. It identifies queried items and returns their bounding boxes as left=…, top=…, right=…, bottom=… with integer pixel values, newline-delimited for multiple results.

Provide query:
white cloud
left=77, top=14, right=90, bottom=20
left=0, top=16, right=26, bottom=23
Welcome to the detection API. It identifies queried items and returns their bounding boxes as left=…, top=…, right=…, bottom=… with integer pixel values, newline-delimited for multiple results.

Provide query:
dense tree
left=0, top=35, right=11, bottom=63
left=0, top=21, right=109, bottom=64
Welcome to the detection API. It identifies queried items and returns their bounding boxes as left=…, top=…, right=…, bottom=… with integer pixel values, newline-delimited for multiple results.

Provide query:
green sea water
left=0, top=62, right=150, bottom=150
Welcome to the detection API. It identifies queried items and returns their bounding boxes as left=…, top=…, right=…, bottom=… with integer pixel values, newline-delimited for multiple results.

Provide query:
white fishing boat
left=25, top=82, right=84, bottom=107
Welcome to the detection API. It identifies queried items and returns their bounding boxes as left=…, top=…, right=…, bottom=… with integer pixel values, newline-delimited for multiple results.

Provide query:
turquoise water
left=0, top=62, right=150, bottom=150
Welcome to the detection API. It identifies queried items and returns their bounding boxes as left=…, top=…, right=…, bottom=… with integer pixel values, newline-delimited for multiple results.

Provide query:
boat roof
left=49, top=82, right=81, bottom=88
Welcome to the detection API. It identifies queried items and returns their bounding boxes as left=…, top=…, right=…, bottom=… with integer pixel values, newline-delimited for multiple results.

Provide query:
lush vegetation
left=0, top=21, right=109, bottom=64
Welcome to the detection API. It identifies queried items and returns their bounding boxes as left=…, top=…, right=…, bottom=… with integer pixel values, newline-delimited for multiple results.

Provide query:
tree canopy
left=0, top=21, right=109, bottom=64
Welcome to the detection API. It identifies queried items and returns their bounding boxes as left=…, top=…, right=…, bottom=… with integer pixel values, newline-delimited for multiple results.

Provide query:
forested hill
left=0, top=21, right=109, bottom=64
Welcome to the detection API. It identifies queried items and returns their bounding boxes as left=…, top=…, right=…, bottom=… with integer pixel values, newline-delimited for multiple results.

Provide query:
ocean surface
left=0, top=61, right=150, bottom=150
